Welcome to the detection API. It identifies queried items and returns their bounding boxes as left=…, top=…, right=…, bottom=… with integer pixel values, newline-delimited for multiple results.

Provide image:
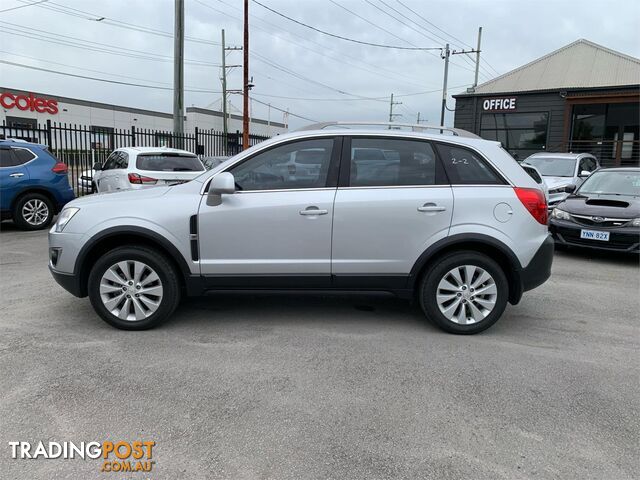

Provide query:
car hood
left=65, top=185, right=171, bottom=207
left=543, top=176, right=573, bottom=189
left=558, top=194, right=640, bottom=218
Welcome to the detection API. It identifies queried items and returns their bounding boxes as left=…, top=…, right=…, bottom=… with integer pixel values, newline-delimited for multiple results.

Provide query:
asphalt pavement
left=0, top=224, right=638, bottom=479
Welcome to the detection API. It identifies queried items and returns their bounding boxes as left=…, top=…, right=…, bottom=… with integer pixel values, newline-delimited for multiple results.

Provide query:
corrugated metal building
left=453, top=39, right=640, bottom=166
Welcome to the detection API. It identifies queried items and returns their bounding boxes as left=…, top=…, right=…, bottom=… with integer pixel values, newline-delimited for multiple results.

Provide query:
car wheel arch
left=408, top=233, right=524, bottom=305
left=75, top=226, right=194, bottom=298
left=12, top=188, right=59, bottom=214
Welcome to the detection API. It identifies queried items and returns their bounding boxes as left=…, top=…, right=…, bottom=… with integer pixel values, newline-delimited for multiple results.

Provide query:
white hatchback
left=93, top=147, right=205, bottom=192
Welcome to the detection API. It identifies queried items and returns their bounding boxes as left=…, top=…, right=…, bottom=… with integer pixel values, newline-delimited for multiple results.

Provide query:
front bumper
left=549, top=219, right=640, bottom=253
left=49, top=265, right=85, bottom=297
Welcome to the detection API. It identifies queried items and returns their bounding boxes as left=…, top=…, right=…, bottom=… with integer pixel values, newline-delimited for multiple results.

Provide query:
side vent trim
left=189, top=214, right=199, bottom=261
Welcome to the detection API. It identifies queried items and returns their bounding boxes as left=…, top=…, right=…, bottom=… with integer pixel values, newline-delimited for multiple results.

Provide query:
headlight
left=551, top=208, right=571, bottom=221
left=549, top=186, right=567, bottom=195
left=631, top=218, right=640, bottom=227
left=55, top=207, right=79, bottom=232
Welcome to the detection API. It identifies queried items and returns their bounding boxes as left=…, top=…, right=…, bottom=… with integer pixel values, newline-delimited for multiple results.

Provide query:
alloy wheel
left=99, top=260, right=164, bottom=321
left=436, top=265, right=497, bottom=325
left=22, top=199, right=49, bottom=226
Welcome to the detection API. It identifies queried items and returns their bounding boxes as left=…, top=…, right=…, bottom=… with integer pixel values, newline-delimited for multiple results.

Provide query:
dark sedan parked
left=549, top=168, right=640, bottom=253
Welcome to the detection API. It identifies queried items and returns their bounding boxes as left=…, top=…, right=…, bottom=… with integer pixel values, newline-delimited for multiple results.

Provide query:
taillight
left=51, top=162, right=68, bottom=174
left=514, top=187, right=548, bottom=225
left=128, top=173, right=158, bottom=185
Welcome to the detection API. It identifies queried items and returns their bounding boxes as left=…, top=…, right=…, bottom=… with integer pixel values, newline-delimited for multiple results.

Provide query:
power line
left=327, top=0, right=418, bottom=48
left=0, top=23, right=220, bottom=66
left=0, top=60, right=221, bottom=93
left=0, top=51, right=174, bottom=86
left=250, top=85, right=470, bottom=102
left=251, top=0, right=441, bottom=51
left=250, top=96, right=318, bottom=123
left=394, top=0, right=474, bottom=49
left=362, top=0, right=442, bottom=53
left=205, top=0, right=430, bottom=88
left=16, top=0, right=221, bottom=46
left=0, top=0, right=48, bottom=14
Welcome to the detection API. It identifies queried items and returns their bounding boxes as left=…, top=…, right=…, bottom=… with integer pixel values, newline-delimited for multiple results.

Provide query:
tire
left=419, top=251, right=509, bottom=335
left=13, top=193, right=54, bottom=230
left=88, top=246, right=181, bottom=330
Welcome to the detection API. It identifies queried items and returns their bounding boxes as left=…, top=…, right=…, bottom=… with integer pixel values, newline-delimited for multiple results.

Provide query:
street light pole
left=242, top=0, right=249, bottom=150
left=173, top=0, right=185, bottom=143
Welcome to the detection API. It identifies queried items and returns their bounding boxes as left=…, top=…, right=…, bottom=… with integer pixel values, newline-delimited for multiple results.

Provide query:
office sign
left=482, top=97, right=517, bottom=112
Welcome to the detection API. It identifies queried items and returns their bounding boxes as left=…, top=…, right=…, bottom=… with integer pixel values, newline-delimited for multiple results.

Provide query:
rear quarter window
left=436, top=143, right=505, bottom=185
left=136, top=153, right=204, bottom=172
left=11, top=148, right=37, bottom=164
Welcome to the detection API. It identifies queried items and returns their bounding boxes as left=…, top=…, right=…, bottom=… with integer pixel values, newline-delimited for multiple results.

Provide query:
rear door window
left=136, top=153, right=204, bottom=172
left=348, top=138, right=445, bottom=187
left=436, top=143, right=505, bottom=185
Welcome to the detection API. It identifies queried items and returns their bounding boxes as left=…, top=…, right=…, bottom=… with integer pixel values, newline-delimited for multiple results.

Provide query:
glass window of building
left=480, top=112, right=549, bottom=160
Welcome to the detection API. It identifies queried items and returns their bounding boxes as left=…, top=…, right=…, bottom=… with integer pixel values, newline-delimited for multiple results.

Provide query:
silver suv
left=49, top=123, right=553, bottom=334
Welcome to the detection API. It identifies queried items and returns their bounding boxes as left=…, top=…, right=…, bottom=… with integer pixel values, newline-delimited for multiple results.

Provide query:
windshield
left=578, top=170, right=640, bottom=197
left=525, top=157, right=576, bottom=177
left=136, top=153, right=204, bottom=172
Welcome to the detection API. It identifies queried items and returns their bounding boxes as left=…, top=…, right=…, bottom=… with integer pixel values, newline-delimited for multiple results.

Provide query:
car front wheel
left=88, top=246, right=181, bottom=330
left=419, top=251, right=508, bottom=334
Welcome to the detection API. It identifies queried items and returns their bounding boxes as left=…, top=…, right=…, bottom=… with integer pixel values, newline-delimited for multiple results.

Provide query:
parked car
left=78, top=168, right=95, bottom=194
left=0, top=139, right=74, bottom=230
left=523, top=152, right=599, bottom=209
left=49, top=123, right=553, bottom=334
left=92, top=147, right=205, bottom=192
left=549, top=167, right=640, bottom=253
left=520, top=163, right=548, bottom=202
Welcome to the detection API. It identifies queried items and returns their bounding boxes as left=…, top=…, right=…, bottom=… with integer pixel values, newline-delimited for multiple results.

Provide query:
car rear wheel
left=13, top=193, right=54, bottom=230
left=419, top=251, right=508, bottom=334
left=88, top=246, right=181, bottom=330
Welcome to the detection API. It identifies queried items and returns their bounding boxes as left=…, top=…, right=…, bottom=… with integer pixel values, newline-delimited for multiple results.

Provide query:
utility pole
left=439, top=44, right=450, bottom=127
left=440, top=41, right=481, bottom=126
left=474, top=27, right=483, bottom=88
left=388, top=93, right=402, bottom=128
left=221, top=29, right=228, bottom=149
left=173, top=0, right=185, bottom=142
left=242, top=0, right=249, bottom=150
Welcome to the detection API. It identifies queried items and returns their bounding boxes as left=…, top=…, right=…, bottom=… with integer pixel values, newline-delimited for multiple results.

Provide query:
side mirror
left=92, top=162, right=102, bottom=171
left=207, top=172, right=235, bottom=206
left=579, top=170, right=591, bottom=177
left=565, top=184, right=577, bottom=194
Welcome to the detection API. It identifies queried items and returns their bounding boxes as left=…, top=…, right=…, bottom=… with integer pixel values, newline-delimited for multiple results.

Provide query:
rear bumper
left=550, top=220, right=640, bottom=253
left=520, top=234, right=554, bottom=292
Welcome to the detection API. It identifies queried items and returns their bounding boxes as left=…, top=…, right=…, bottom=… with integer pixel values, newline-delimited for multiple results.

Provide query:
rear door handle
left=299, top=207, right=328, bottom=216
left=418, top=203, right=446, bottom=212
left=9, top=173, right=24, bottom=178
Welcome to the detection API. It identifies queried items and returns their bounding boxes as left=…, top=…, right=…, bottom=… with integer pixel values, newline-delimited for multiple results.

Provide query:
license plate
left=580, top=229, right=610, bottom=241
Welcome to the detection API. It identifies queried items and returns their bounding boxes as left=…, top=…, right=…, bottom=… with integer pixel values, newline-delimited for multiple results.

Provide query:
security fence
left=1, top=120, right=270, bottom=196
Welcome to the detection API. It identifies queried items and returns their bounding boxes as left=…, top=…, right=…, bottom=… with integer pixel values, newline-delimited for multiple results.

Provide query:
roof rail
left=296, top=121, right=480, bottom=138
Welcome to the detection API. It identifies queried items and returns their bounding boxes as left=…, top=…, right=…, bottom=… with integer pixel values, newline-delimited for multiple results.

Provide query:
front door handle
left=418, top=203, right=446, bottom=212
left=299, top=207, right=328, bottom=216
left=9, top=173, right=24, bottom=178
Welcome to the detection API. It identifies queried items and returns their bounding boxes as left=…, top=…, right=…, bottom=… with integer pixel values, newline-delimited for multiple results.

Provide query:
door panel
left=0, top=149, right=30, bottom=211
left=198, top=190, right=336, bottom=275
left=331, top=187, right=453, bottom=275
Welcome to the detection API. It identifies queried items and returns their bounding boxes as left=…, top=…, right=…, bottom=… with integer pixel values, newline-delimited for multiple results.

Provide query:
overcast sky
left=1, top=0, right=639, bottom=130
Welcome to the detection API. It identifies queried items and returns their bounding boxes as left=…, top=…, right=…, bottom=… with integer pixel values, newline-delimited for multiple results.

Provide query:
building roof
left=458, top=39, right=640, bottom=96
